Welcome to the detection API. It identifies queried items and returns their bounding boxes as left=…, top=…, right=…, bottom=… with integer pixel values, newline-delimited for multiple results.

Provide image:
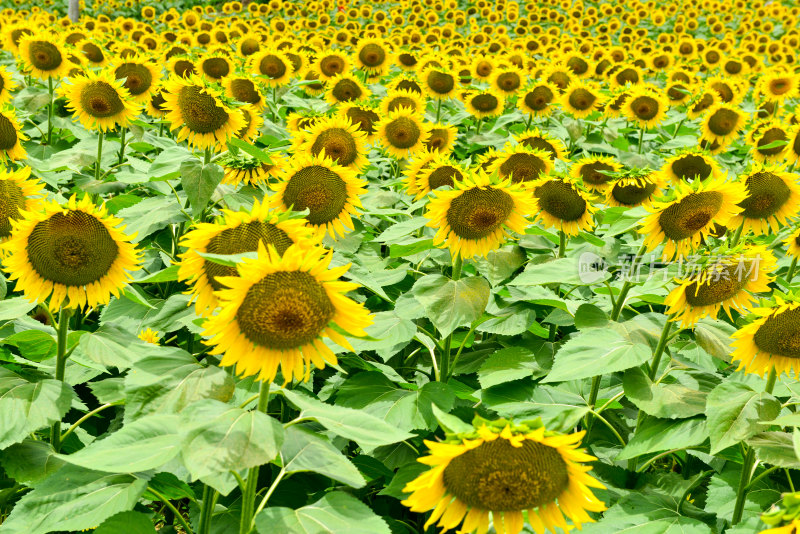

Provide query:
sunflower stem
left=525, top=113, right=533, bottom=131
left=204, top=147, right=212, bottom=166
left=95, top=131, right=104, bottom=183
left=647, top=316, right=674, bottom=381
left=671, top=118, right=685, bottom=139
left=730, top=221, right=745, bottom=247
left=198, top=483, right=218, bottom=534
left=435, top=99, right=442, bottom=123
left=47, top=77, right=54, bottom=145
left=731, top=446, right=756, bottom=526
left=50, top=307, right=74, bottom=453
left=558, top=231, right=567, bottom=258
left=239, top=381, right=271, bottom=534
left=610, top=242, right=648, bottom=320
left=439, top=255, right=463, bottom=382
left=787, top=257, right=797, bottom=284
left=118, top=127, right=127, bottom=166
left=271, top=86, right=277, bottom=122
left=149, top=486, right=194, bottom=534
left=637, top=128, right=644, bottom=154
left=475, top=118, right=482, bottom=135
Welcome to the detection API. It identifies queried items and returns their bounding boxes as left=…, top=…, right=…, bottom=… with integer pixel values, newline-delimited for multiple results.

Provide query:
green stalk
left=787, top=257, right=797, bottom=284
left=610, top=242, right=648, bottom=321
left=118, top=127, right=127, bottom=166
left=525, top=113, right=533, bottom=130
left=439, top=255, right=463, bottom=382
left=730, top=221, right=745, bottom=247
left=47, top=77, right=54, bottom=145
left=435, top=99, right=442, bottom=123
left=204, top=147, right=212, bottom=166
left=198, top=484, right=218, bottom=534
left=558, top=230, right=567, bottom=258
left=149, top=487, right=194, bottom=534
left=239, top=381, right=272, bottom=534
left=475, top=118, right=482, bottom=135
left=95, top=131, right=104, bottom=182
left=50, top=307, right=73, bottom=453
left=671, top=118, right=685, bottom=139
left=637, top=128, right=644, bottom=154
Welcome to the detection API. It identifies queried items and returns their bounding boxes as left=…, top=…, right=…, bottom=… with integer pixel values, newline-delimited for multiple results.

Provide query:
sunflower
left=138, top=328, right=160, bottom=344
left=403, top=149, right=442, bottom=198
left=622, top=85, right=668, bottom=128
left=324, top=73, right=369, bottom=105
left=315, top=50, right=350, bottom=81
left=223, top=75, right=266, bottom=110
left=518, top=81, right=558, bottom=118
left=424, top=123, right=458, bottom=154
left=1, top=195, right=141, bottom=311
left=203, top=241, right=371, bottom=383
left=234, top=104, right=264, bottom=142
left=425, top=170, right=534, bottom=258
left=665, top=80, right=694, bottom=106
left=660, top=149, right=722, bottom=183
left=570, top=155, right=621, bottom=192
left=271, top=152, right=367, bottom=238
left=605, top=171, right=663, bottom=208
left=492, top=64, right=525, bottom=95
left=197, top=53, right=233, bottom=81
left=236, top=32, right=261, bottom=57
left=389, top=74, right=424, bottom=96
left=381, top=88, right=426, bottom=115
left=665, top=244, right=776, bottom=328
left=490, top=145, right=553, bottom=185
left=463, top=88, right=505, bottom=119
left=401, top=419, right=605, bottom=534
left=470, top=54, right=496, bottom=81
left=700, top=103, right=747, bottom=147
left=561, top=81, right=603, bottom=119
left=249, top=48, right=294, bottom=87
left=338, top=103, right=380, bottom=142
left=640, top=177, right=747, bottom=260
left=17, top=32, right=69, bottom=79
left=411, top=154, right=466, bottom=199
left=603, top=87, right=631, bottom=119
left=167, top=56, right=196, bottom=78
left=0, top=166, right=44, bottom=239
left=60, top=69, right=141, bottom=132
left=178, top=200, right=315, bottom=316
left=749, top=121, right=791, bottom=163
left=220, top=152, right=286, bottom=187
left=146, top=83, right=168, bottom=119
left=686, top=90, right=717, bottom=120
left=785, top=228, right=800, bottom=259
left=514, top=129, right=567, bottom=162
left=0, top=66, right=18, bottom=106
left=299, top=116, right=369, bottom=171
left=731, top=296, right=800, bottom=378
left=354, top=37, right=393, bottom=76
left=162, top=74, right=245, bottom=151
left=705, top=76, right=745, bottom=105
left=531, top=177, right=596, bottom=236
left=113, top=55, right=159, bottom=104
left=757, top=70, right=799, bottom=103
left=421, top=66, right=458, bottom=100
left=375, top=107, right=431, bottom=159
left=0, top=107, right=27, bottom=163
left=730, top=165, right=800, bottom=235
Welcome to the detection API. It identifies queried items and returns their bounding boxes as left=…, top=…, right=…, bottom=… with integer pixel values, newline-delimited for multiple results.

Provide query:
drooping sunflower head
left=60, top=69, right=141, bottom=132
left=299, top=115, right=369, bottom=171
left=17, top=32, right=69, bottom=80
left=732, top=297, right=800, bottom=378
left=223, top=75, right=265, bottom=110
left=162, top=74, right=245, bottom=151
left=605, top=170, right=663, bottom=208
left=272, top=151, right=367, bottom=238
left=201, top=243, right=373, bottom=383
left=424, top=123, right=458, bottom=154
left=514, top=129, right=567, bottom=162
left=570, top=155, right=622, bottom=192
left=410, top=153, right=466, bottom=199
left=380, top=88, right=426, bottom=116
left=785, top=228, right=800, bottom=259
left=178, top=200, right=317, bottom=316
left=402, top=418, right=606, bottom=534
left=490, top=145, right=553, bottom=185
left=749, top=121, right=791, bottom=163
left=561, top=81, right=603, bottom=119
left=146, top=83, right=168, bottom=119
left=730, top=164, right=800, bottom=235
left=531, top=176, right=596, bottom=236
left=518, top=81, right=558, bottom=118
left=425, top=170, right=536, bottom=258
left=660, top=149, right=721, bottom=183
left=421, top=65, right=458, bottom=100
left=249, top=48, right=294, bottom=87
left=375, top=107, right=431, bottom=159
left=219, top=152, right=285, bottom=187
left=0, top=166, right=44, bottom=239
left=1, top=195, right=142, bottom=311
left=622, top=84, right=668, bottom=129
left=701, top=102, right=747, bottom=147
left=354, top=37, right=393, bottom=76
left=463, top=87, right=506, bottom=119
left=324, top=73, right=370, bottom=105
left=640, top=177, right=747, bottom=260
left=112, top=55, right=159, bottom=104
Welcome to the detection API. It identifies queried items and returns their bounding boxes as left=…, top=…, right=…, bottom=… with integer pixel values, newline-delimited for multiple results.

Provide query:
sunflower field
left=5, top=0, right=800, bottom=533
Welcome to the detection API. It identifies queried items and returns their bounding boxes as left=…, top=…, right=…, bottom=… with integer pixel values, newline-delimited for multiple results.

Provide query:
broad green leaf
left=0, top=439, right=64, bottom=484
left=510, top=256, right=611, bottom=286
left=255, top=492, right=390, bottom=534
left=180, top=399, right=284, bottom=480
left=378, top=461, right=428, bottom=499
left=748, top=432, right=800, bottom=468
left=3, top=330, right=56, bottom=362
left=623, top=368, right=710, bottom=419
left=543, top=328, right=651, bottom=382
left=94, top=511, right=157, bottom=534
left=477, top=347, right=545, bottom=389
left=142, top=472, right=195, bottom=502
left=375, top=216, right=429, bottom=242
left=195, top=250, right=259, bottom=267
left=342, top=311, right=417, bottom=361
left=78, top=325, right=159, bottom=370
left=581, top=491, right=713, bottom=534
left=58, top=414, right=181, bottom=473
left=0, top=368, right=73, bottom=449
left=481, top=380, right=589, bottom=432
left=282, top=425, right=366, bottom=488
left=117, top=196, right=188, bottom=242
left=0, top=465, right=150, bottom=534
left=705, top=382, right=780, bottom=454
left=228, top=137, right=273, bottom=164
left=411, top=274, right=490, bottom=337
left=694, top=318, right=737, bottom=360
left=573, top=303, right=609, bottom=330
left=282, top=389, right=415, bottom=450
left=181, top=159, right=224, bottom=214
left=134, top=265, right=180, bottom=284
left=473, top=246, right=527, bottom=286
left=618, top=416, right=708, bottom=460
left=706, top=464, right=782, bottom=522
left=476, top=305, right=538, bottom=337
left=149, top=145, right=192, bottom=180
left=0, top=297, right=37, bottom=322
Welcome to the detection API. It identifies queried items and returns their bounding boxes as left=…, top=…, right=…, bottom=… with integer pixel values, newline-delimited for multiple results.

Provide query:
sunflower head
left=661, top=149, right=721, bottom=183
left=605, top=170, right=663, bottom=208
left=421, top=65, right=458, bottom=100
left=381, top=88, right=425, bottom=115
left=532, top=176, right=596, bottom=236
left=18, top=32, right=69, bottom=80
left=223, top=76, right=265, bottom=110
left=338, top=103, right=380, bottom=142
left=701, top=102, right=747, bottom=147
left=411, top=154, right=466, bottom=199
left=424, top=123, right=458, bottom=154
left=316, top=50, right=350, bottom=80
left=463, top=88, right=505, bottom=119
left=60, top=69, right=141, bottom=132
left=731, top=164, right=800, bottom=235
left=113, top=56, right=158, bottom=103
left=375, top=107, right=431, bottom=159
left=514, top=129, right=566, bottom=162
left=570, top=155, right=621, bottom=191
left=749, top=122, right=791, bottom=163
left=249, top=48, right=294, bottom=87
left=0, top=166, right=44, bottom=238
left=562, top=81, right=603, bottom=119
left=325, top=73, right=369, bottom=105
left=622, top=85, right=668, bottom=128
left=518, top=81, right=558, bottom=117
left=299, top=116, right=368, bottom=171
left=491, top=145, right=553, bottom=185
left=732, top=297, right=800, bottom=378
left=402, top=418, right=605, bottom=534
left=0, top=107, right=28, bottom=163
left=355, top=37, right=393, bottom=76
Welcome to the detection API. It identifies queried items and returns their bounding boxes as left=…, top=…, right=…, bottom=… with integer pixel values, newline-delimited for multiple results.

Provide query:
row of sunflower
left=0, top=0, right=798, bottom=533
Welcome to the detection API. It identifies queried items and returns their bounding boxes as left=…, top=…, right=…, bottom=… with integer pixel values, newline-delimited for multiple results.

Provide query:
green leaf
left=477, top=347, right=544, bottom=389
left=378, top=461, right=428, bottom=499
left=58, top=414, right=182, bottom=473
left=3, top=330, right=56, bottom=362
left=255, top=492, right=390, bottom=534
left=149, top=146, right=193, bottom=180
left=180, top=399, right=284, bottom=481
left=748, top=432, right=800, bottom=468
left=228, top=138, right=273, bottom=164
left=135, top=265, right=180, bottom=284
left=411, top=274, right=490, bottom=337
left=694, top=318, right=736, bottom=360
left=196, top=250, right=259, bottom=267
left=543, top=328, right=651, bottom=382
left=0, top=368, right=73, bottom=449
left=0, top=439, right=64, bottom=484
left=510, top=256, right=610, bottom=286
left=78, top=325, right=159, bottom=370
left=281, top=425, right=366, bottom=488
left=94, top=511, right=157, bottom=534
left=705, top=382, right=780, bottom=454
left=473, top=246, right=527, bottom=286
left=581, top=490, right=713, bottom=534
left=142, top=472, right=195, bottom=502
left=618, top=416, right=708, bottom=460
left=347, top=311, right=417, bottom=360
left=375, top=217, right=429, bottom=242
left=117, top=196, right=189, bottom=242
left=180, top=159, right=224, bottom=214
left=573, top=303, right=609, bottom=330
left=481, top=381, right=589, bottom=432
left=282, top=389, right=415, bottom=450
left=0, top=297, right=37, bottom=322
left=706, top=464, right=782, bottom=522
left=623, top=368, right=710, bottom=419
left=0, top=465, right=150, bottom=534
